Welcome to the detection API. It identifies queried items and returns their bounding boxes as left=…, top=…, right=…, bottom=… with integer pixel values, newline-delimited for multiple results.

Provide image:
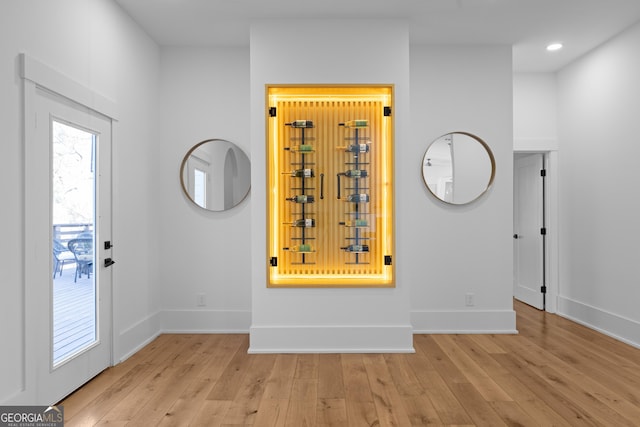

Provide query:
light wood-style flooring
left=60, top=300, right=640, bottom=426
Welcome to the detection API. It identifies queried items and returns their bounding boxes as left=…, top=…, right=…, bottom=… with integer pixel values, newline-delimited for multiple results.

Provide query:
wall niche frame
left=266, top=84, right=395, bottom=288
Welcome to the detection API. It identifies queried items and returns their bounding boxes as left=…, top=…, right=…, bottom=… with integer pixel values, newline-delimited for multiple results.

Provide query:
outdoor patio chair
left=67, top=238, right=93, bottom=283
left=53, top=239, right=75, bottom=278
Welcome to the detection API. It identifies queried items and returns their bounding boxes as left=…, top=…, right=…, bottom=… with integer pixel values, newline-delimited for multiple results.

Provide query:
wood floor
left=60, top=300, right=640, bottom=426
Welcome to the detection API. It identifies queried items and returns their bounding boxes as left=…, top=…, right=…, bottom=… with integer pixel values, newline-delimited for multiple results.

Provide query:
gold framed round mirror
left=180, top=139, right=251, bottom=211
left=422, top=132, right=495, bottom=205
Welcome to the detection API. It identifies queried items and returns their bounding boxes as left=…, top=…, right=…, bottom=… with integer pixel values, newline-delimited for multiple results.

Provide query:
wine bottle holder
left=283, top=120, right=316, bottom=265
left=338, top=121, right=370, bottom=265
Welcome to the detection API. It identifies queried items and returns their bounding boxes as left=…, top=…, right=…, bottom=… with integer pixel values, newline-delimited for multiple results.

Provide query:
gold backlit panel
left=267, top=85, right=394, bottom=287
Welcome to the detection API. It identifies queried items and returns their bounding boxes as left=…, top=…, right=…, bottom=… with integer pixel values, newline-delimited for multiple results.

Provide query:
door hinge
left=540, top=169, right=547, bottom=177
left=540, top=285, right=547, bottom=294
left=540, top=227, right=547, bottom=235
left=383, top=106, right=392, bottom=117
left=269, top=107, right=277, bottom=117
left=384, top=255, right=392, bottom=265
left=269, top=256, right=277, bottom=267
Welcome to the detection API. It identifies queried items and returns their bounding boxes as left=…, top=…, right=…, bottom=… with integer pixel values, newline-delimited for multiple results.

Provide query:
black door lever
left=105, top=258, right=115, bottom=267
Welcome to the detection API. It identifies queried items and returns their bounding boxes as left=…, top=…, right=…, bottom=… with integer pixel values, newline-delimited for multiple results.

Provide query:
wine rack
left=267, top=85, right=394, bottom=287
left=282, top=120, right=316, bottom=264
left=338, top=120, right=370, bottom=265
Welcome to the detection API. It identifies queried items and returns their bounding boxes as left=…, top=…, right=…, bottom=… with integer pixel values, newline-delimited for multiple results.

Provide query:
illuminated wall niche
left=267, top=85, right=394, bottom=287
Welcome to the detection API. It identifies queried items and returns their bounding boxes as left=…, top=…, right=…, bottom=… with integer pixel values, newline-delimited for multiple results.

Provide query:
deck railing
left=53, top=223, right=93, bottom=246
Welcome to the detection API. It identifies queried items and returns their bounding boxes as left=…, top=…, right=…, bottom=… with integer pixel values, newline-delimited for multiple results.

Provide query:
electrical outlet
left=196, top=293, right=206, bottom=307
left=465, top=293, right=475, bottom=307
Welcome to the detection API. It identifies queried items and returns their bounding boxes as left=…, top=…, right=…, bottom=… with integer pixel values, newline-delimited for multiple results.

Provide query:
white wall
left=409, top=46, right=516, bottom=332
left=0, top=4, right=521, bottom=400
left=556, top=21, right=640, bottom=347
left=157, top=48, right=252, bottom=332
left=250, top=20, right=414, bottom=352
left=0, top=0, right=160, bottom=403
left=513, top=73, right=558, bottom=149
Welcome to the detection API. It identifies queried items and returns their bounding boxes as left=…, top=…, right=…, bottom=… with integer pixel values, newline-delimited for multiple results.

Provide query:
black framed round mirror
left=422, top=132, right=495, bottom=205
left=180, top=139, right=251, bottom=211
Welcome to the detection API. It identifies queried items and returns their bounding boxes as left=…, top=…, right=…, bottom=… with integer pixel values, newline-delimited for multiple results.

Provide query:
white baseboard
left=116, top=309, right=519, bottom=363
left=557, top=296, right=640, bottom=349
left=411, top=309, right=518, bottom=334
left=1, top=390, right=28, bottom=406
left=160, top=309, right=251, bottom=333
left=117, top=311, right=161, bottom=363
left=249, top=325, right=415, bottom=353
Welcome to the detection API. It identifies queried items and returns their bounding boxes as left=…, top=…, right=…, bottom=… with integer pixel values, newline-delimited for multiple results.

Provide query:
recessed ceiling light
left=546, top=43, right=563, bottom=52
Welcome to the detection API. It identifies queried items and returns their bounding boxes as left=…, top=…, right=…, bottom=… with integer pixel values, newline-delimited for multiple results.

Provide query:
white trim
left=514, top=137, right=558, bottom=152
left=0, top=390, right=28, bottom=406
left=557, top=296, right=640, bottom=349
left=545, top=151, right=559, bottom=313
left=19, top=54, right=118, bottom=120
left=160, top=309, right=252, bottom=333
left=411, top=309, right=518, bottom=334
left=22, top=78, right=37, bottom=405
left=116, top=311, right=162, bottom=363
left=249, top=325, right=415, bottom=354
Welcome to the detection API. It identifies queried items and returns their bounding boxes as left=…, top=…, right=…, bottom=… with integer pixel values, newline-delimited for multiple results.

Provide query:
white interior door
left=27, top=86, right=113, bottom=404
left=513, top=153, right=544, bottom=309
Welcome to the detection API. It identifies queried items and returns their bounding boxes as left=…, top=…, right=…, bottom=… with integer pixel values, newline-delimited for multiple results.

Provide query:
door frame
left=21, top=54, right=119, bottom=403
left=514, top=140, right=559, bottom=313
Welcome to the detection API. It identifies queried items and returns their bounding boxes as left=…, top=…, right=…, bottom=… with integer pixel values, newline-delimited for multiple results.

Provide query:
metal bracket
left=384, top=255, right=392, bottom=265
left=269, top=107, right=277, bottom=117
left=269, top=257, right=278, bottom=267
left=383, top=106, right=391, bottom=116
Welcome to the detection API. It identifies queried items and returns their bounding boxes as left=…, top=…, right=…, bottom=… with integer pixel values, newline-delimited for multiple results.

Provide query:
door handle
left=104, top=258, right=115, bottom=267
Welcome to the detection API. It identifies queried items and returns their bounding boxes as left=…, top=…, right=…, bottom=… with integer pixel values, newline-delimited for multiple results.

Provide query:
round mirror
left=180, top=139, right=251, bottom=211
left=422, top=132, right=495, bottom=205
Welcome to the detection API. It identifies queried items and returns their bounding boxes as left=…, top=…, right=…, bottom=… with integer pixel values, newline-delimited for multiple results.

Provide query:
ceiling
left=114, top=0, right=640, bottom=72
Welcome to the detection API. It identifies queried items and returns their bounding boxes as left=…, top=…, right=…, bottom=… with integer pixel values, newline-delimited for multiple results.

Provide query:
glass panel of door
left=51, top=120, right=97, bottom=367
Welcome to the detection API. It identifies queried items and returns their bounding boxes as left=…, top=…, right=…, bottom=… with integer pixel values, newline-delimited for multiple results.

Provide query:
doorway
left=513, top=153, right=545, bottom=310
left=513, top=150, right=559, bottom=313
left=24, top=61, right=115, bottom=404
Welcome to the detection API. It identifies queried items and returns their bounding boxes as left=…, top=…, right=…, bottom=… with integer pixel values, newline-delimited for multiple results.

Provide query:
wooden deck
left=53, top=264, right=95, bottom=365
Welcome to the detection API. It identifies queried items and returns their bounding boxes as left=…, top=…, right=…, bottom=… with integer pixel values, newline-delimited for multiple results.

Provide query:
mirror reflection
left=422, top=132, right=495, bottom=205
left=180, top=139, right=251, bottom=211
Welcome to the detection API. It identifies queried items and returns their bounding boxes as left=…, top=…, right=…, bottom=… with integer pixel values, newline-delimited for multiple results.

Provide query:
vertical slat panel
left=268, top=87, right=393, bottom=285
